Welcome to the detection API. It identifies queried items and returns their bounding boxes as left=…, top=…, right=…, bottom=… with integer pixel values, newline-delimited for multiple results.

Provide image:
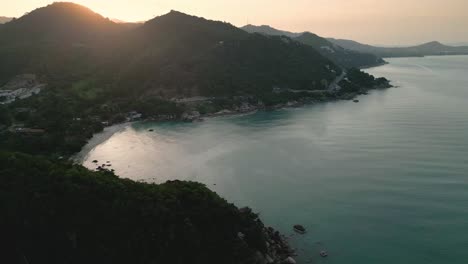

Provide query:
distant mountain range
left=241, top=24, right=385, bottom=69
left=328, top=38, right=468, bottom=58
left=449, top=42, right=468, bottom=47
left=0, top=2, right=340, bottom=97
left=0, top=16, right=13, bottom=24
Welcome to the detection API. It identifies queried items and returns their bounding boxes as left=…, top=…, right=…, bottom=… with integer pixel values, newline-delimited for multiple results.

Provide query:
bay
left=77, top=55, right=468, bottom=264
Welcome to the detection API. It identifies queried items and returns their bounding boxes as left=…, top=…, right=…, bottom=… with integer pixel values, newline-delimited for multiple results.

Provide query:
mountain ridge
left=0, top=3, right=340, bottom=96
left=328, top=38, right=468, bottom=58
left=241, top=24, right=385, bottom=69
left=0, top=2, right=123, bottom=44
left=242, top=24, right=302, bottom=38
left=0, top=5, right=348, bottom=263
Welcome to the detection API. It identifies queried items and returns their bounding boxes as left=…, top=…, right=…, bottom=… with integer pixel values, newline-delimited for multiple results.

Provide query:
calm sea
left=78, top=55, right=468, bottom=264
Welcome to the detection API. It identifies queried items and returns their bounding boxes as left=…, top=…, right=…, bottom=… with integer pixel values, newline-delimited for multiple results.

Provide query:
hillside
left=0, top=2, right=122, bottom=43
left=113, top=12, right=339, bottom=97
left=241, top=25, right=385, bottom=69
left=0, top=4, right=340, bottom=96
left=0, top=2, right=126, bottom=86
left=0, top=152, right=282, bottom=264
left=295, top=32, right=385, bottom=68
left=0, top=3, right=345, bottom=157
left=328, top=38, right=468, bottom=58
left=242, top=24, right=302, bottom=38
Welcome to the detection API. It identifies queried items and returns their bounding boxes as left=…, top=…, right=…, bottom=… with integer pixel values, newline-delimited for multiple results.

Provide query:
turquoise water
left=78, top=56, right=468, bottom=264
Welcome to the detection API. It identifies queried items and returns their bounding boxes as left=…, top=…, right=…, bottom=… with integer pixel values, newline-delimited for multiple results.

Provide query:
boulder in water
left=283, top=256, right=296, bottom=264
left=293, top=225, right=306, bottom=234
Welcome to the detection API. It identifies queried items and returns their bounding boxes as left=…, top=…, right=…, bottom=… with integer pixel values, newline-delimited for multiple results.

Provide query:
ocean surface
left=77, top=56, right=468, bottom=264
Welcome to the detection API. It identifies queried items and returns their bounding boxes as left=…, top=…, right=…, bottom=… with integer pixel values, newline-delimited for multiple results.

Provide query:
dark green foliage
left=0, top=152, right=267, bottom=264
left=295, top=32, right=385, bottom=69
left=0, top=4, right=340, bottom=97
left=0, top=105, right=12, bottom=126
left=0, top=3, right=344, bottom=157
left=110, top=12, right=340, bottom=97
left=128, top=98, right=184, bottom=118
left=260, top=90, right=330, bottom=106
left=339, top=68, right=390, bottom=93
left=0, top=2, right=120, bottom=44
left=240, top=25, right=386, bottom=69
left=201, top=34, right=338, bottom=95
left=0, top=89, right=104, bottom=155
left=0, top=3, right=123, bottom=86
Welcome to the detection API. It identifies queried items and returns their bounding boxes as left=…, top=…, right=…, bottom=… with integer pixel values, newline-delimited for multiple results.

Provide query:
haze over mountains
left=242, top=24, right=385, bottom=69
left=0, top=2, right=340, bottom=98
left=328, top=39, right=468, bottom=58
left=0, top=16, right=14, bottom=24
left=242, top=24, right=468, bottom=59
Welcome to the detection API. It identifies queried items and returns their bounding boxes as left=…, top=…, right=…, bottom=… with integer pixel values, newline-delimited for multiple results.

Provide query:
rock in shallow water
left=283, top=256, right=296, bottom=264
left=293, top=225, right=306, bottom=234
left=320, top=250, right=329, bottom=257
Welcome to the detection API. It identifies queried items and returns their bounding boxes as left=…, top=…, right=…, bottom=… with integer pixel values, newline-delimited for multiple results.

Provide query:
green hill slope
left=295, top=32, right=385, bottom=68
left=0, top=152, right=271, bottom=264
left=114, top=11, right=339, bottom=97
left=0, top=4, right=340, bottom=96
left=241, top=24, right=385, bottom=69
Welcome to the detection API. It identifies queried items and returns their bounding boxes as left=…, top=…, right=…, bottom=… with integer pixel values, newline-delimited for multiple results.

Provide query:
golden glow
left=2, top=0, right=468, bottom=45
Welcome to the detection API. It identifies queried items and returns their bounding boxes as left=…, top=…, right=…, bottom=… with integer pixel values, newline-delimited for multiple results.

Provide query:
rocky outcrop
left=181, top=111, right=202, bottom=122
left=254, top=226, right=296, bottom=264
left=293, top=225, right=306, bottom=234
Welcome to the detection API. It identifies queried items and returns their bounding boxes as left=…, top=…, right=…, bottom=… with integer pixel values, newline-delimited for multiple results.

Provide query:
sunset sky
left=3, top=0, right=468, bottom=45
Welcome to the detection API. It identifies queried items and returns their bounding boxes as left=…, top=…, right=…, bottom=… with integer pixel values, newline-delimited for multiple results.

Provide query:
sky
left=2, top=0, right=468, bottom=45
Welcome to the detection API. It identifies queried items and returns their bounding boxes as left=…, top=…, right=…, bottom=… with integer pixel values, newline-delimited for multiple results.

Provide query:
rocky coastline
left=255, top=226, right=297, bottom=264
left=174, top=82, right=393, bottom=123
left=71, top=78, right=392, bottom=263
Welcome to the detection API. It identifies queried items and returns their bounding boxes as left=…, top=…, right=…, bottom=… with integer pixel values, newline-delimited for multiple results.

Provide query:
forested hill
left=0, top=2, right=340, bottom=97
left=114, top=11, right=339, bottom=97
left=327, top=38, right=468, bottom=58
left=0, top=4, right=341, bottom=262
left=0, top=2, right=125, bottom=87
left=295, top=32, right=386, bottom=68
left=0, top=152, right=270, bottom=264
left=241, top=24, right=385, bottom=69
left=0, top=2, right=347, bottom=158
left=0, top=2, right=122, bottom=43
left=242, top=24, right=302, bottom=38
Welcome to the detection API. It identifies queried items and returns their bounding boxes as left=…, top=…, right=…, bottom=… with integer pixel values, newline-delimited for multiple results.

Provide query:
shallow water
left=78, top=55, right=468, bottom=264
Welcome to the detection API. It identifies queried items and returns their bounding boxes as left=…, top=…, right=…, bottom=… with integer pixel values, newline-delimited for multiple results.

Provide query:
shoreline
left=71, top=122, right=133, bottom=163
left=74, top=80, right=393, bottom=164
left=358, top=60, right=389, bottom=69
left=183, top=85, right=393, bottom=122
left=72, top=66, right=392, bottom=263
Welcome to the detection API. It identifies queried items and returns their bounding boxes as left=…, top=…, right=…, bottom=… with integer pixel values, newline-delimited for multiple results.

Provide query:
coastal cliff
left=0, top=152, right=296, bottom=264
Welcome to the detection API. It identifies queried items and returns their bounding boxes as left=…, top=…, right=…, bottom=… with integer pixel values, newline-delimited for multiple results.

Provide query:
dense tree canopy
left=0, top=3, right=340, bottom=96
left=0, top=152, right=267, bottom=264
